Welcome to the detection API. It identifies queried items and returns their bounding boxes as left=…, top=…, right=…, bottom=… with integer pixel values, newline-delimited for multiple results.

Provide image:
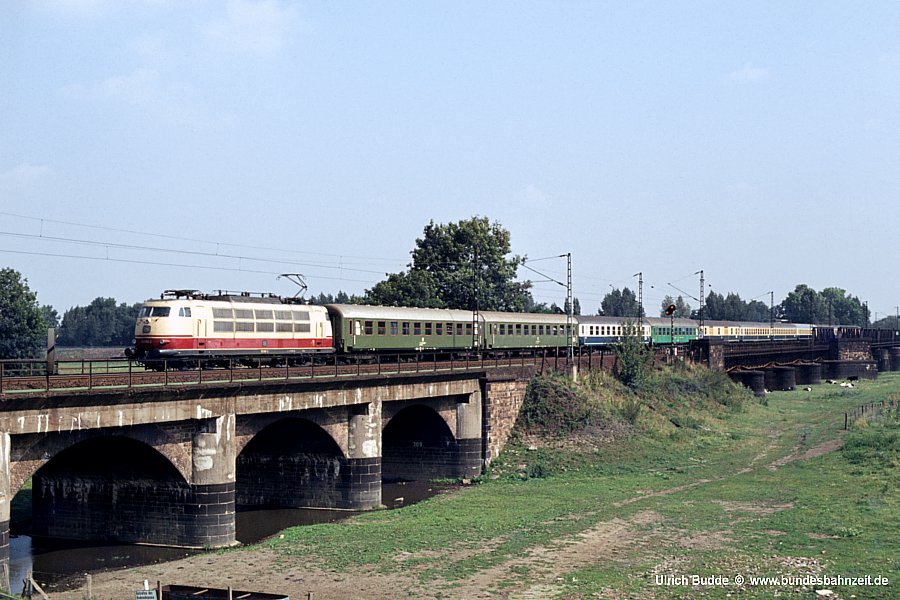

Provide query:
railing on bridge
left=0, top=348, right=598, bottom=397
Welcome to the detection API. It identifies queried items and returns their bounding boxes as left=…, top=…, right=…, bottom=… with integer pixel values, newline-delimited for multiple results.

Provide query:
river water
left=9, top=481, right=450, bottom=595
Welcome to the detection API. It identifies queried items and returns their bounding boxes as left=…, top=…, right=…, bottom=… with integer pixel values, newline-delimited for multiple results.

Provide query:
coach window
left=425, top=322, right=432, bottom=335
left=402, top=322, right=410, bottom=335
left=364, top=320, right=374, bottom=335
left=436, top=322, right=443, bottom=335
left=414, top=322, right=422, bottom=335
left=465, top=323, right=473, bottom=336
left=390, top=321, right=398, bottom=336
left=499, top=324, right=506, bottom=335
left=446, top=322, right=454, bottom=336
left=377, top=321, right=386, bottom=335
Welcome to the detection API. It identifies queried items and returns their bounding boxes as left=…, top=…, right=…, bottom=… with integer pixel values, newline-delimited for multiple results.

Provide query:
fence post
left=844, top=412, right=848, bottom=430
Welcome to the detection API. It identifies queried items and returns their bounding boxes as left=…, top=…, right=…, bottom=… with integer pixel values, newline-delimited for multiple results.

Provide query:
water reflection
left=11, top=481, right=453, bottom=592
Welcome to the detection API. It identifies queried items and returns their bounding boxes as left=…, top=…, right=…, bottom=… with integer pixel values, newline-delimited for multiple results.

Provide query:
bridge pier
left=190, top=415, right=237, bottom=548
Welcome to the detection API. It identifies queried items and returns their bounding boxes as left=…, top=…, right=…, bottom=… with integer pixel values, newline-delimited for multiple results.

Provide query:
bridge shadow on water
left=9, top=480, right=455, bottom=595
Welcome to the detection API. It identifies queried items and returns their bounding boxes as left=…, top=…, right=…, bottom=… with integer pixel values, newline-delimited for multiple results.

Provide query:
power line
left=0, top=210, right=408, bottom=266
left=0, top=248, right=378, bottom=285
left=0, top=230, right=393, bottom=275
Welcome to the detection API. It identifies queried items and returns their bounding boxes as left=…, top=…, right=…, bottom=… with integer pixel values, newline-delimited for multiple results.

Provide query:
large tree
left=0, top=268, right=47, bottom=359
left=600, top=287, right=640, bottom=317
left=365, top=217, right=531, bottom=311
left=780, top=284, right=867, bottom=325
left=57, top=297, right=141, bottom=346
left=701, top=291, right=771, bottom=322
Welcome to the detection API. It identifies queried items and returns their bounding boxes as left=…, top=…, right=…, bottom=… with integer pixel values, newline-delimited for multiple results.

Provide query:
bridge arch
left=236, top=417, right=350, bottom=509
left=9, top=426, right=191, bottom=494
left=382, top=403, right=464, bottom=482
left=29, top=435, right=193, bottom=545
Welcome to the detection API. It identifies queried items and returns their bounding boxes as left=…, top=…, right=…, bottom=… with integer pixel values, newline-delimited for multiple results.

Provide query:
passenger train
left=126, top=290, right=818, bottom=366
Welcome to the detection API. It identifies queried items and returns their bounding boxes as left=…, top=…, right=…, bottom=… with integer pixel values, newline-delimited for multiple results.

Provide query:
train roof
left=644, top=317, right=699, bottom=327
left=324, top=304, right=474, bottom=321
left=702, top=320, right=811, bottom=329
left=478, top=311, right=569, bottom=324
left=325, top=305, right=570, bottom=324
left=577, top=315, right=646, bottom=325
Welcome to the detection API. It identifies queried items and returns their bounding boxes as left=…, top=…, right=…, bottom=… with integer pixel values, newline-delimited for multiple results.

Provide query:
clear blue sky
left=2, top=1, right=899, bottom=319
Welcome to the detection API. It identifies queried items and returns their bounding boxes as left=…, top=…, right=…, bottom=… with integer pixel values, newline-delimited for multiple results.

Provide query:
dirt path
left=49, top=433, right=847, bottom=600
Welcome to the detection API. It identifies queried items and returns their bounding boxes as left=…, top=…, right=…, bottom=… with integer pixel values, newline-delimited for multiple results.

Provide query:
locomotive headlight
left=159, top=339, right=169, bottom=346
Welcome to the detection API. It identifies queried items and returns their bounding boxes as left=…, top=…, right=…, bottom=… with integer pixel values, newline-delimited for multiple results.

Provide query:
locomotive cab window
left=178, top=307, right=191, bottom=317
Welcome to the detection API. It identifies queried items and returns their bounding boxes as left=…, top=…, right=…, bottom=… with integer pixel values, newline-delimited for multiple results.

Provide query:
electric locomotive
left=125, top=290, right=333, bottom=364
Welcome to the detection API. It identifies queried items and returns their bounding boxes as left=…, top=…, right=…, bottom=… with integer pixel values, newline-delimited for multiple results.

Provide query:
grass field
left=263, top=368, right=899, bottom=599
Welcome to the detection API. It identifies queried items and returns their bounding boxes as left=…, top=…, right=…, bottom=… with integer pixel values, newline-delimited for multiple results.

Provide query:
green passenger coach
left=325, top=304, right=574, bottom=354
left=326, top=304, right=479, bottom=353
left=647, top=317, right=699, bottom=345
left=479, top=311, right=573, bottom=350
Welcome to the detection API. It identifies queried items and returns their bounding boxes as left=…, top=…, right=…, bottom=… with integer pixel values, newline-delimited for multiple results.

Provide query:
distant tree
left=702, top=291, right=726, bottom=320
left=365, top=217, right=531, bottom=311
left=780, top=284, right=866, bottom=325
left=821, top=287, right=868, bottom=326
left=660, top=295, right=691, bottom=318
left=745, top=300, right=770, bottom=322
left=873, top=315, right=900, bottom=329
left=600, top=287, right=640, bottom=317
left=564, top=297, right=581, bottom=316
left=41, top=305, right=60, bottom=329
left=0, top=268, right=46, bottom=359
left=307, top=291, right=361, bottom=305
left=780, top=284, right=828, bottom=324
left=57, top=298, right=140, bottom=346
left=698, top=291, right=770, bottom=322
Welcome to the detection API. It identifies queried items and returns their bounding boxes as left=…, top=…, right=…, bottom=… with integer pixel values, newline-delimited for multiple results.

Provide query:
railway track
left=0, top=351, right=569, bottom=396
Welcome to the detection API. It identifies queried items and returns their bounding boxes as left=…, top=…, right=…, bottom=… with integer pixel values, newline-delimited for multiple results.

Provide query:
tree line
left=0, top=217, right=894, bottom=359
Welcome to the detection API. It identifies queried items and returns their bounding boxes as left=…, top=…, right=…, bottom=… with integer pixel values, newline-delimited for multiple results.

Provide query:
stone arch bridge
left=0, top=366, right=535, bottom=588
